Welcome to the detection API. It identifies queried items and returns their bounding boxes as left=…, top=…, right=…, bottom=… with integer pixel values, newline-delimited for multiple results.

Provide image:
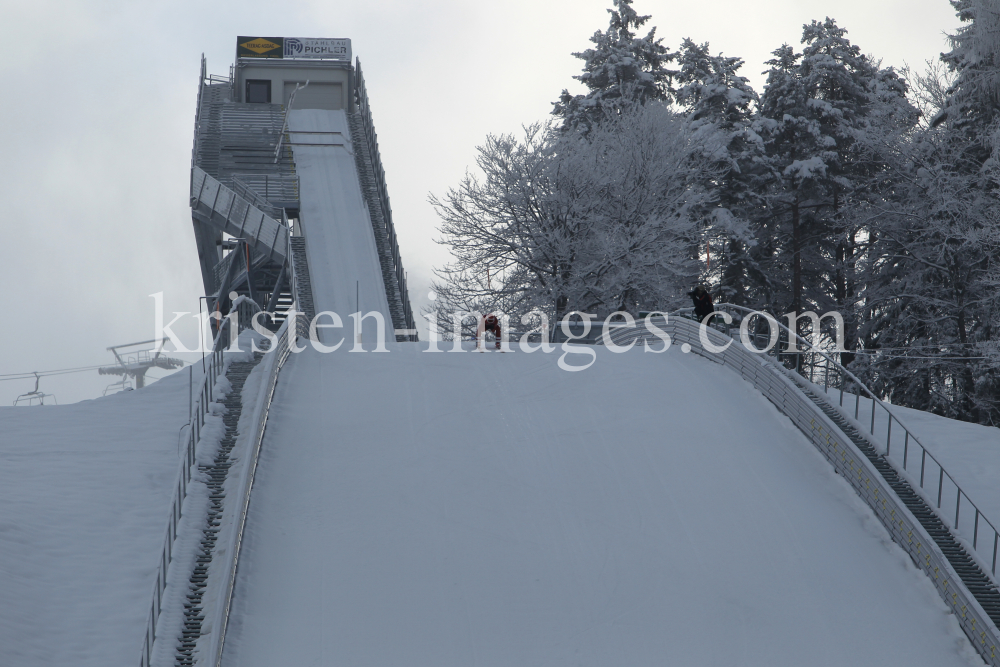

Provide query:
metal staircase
left=795, top=378, right=1000, bottom=623
left=175, top=348, right=266, bottom=666
left=191, top=60, right=299, bottom=310
left=288, top=236, right=315, bottom=325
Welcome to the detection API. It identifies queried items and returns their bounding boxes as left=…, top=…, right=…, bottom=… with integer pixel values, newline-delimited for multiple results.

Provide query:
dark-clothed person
left=688, top=285, right=715, bottom=322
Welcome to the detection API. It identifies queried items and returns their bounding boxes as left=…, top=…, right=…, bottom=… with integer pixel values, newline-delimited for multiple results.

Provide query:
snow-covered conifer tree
left=852, top=0, right=1000, bottom=423
left=937, top=0, right=1000, bottom=132
left=552, top=0, right=676, bottom=132
left=675, top=38, right=763, bottom=305
left=754, top=19, right=916, bottom=354
left=853, top=128, right=1000, bottom=423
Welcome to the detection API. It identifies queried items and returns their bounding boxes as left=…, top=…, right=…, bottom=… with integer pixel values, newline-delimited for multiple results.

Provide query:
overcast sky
left=0, top=0, right=961, bottom=405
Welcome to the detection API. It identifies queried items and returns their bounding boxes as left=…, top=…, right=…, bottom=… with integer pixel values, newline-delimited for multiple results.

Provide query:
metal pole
left=870, top=397, right=875, bottom=434
left=855, top=391, right=860, bottom=420
left=903, top=432, right=909, bottom=470
left=886, top=416, right=892, bottom=457
left=920, top=449, right=926, bottom=487
left=993, top=532, right=998, bottom=574
left=956, top=488, right=961, bottom=529
left=974, top=509, right=979, bottom=549
left=938, top=467, right=944, bottom=508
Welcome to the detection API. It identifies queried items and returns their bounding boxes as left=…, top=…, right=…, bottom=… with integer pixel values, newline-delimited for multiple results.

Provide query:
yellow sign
left=237, top=37, right=284, bottom=58
left=242, top=39, right=279, bottom=53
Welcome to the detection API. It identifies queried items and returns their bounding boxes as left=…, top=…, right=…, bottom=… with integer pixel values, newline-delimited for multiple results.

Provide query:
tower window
left=246, top=79, right=271, bottom=103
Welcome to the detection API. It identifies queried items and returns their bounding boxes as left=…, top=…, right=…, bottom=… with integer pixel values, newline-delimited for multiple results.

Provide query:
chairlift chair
left=13, top=372, right=58, bottom=406
left=102, top=377, right=134, bottom=396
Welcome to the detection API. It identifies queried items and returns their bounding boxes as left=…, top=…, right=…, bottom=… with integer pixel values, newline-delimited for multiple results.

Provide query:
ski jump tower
left=189, top=36, right=417, bottom=341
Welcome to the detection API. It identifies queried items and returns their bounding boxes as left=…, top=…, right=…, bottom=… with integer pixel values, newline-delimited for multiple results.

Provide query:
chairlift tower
left=189, top=36, right=417, bottom=340
left=98, top=340, right=183, bottom=393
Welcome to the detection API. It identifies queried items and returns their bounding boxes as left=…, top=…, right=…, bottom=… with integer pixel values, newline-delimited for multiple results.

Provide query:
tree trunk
left=791, top=197, right=802, bottom=315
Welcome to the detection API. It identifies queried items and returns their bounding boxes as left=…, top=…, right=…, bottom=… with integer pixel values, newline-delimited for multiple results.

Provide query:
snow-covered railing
left=606, top=310, right=1000, bottom=665
left=705, top=303, right=1000, bottom=582
left=353, top=58, right=416, bottom=337
left=138, top=299, right=262, bottom=667
left=212, top=297, right=264, bottom=352
left=201, top=224, right=309, bottom=666
left=138, top=347, right=222, bottom=667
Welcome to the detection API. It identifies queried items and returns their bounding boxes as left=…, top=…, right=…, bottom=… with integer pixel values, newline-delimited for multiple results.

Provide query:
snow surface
left=221, top=343, right=983, bottom=666
left=0, top=362, right=198, bottom=665
left=288, top=109, right=392, bottom=346
left=0, top=330, right=270, bottom=666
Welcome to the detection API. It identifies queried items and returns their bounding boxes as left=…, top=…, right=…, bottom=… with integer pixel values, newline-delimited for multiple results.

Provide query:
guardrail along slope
left=610, top=312, right=1000, bottom=665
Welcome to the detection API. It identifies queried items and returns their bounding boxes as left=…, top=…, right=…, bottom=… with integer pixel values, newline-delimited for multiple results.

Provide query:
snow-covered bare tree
left=552, top=0, right=676, bottom=132
left=430, top=102, right=720, bottom=335
left=904, top=59, right=957, bottom=127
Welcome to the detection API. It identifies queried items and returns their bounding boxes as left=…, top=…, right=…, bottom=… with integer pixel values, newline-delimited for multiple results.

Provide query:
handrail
left=353, top=58, right=416, bottom=338
left=191, top=55, right=206, bottom=173
left=138, top=299, right=262, bottom=667
left=204, top=318, right=294, bottom=667
left=230, top=174, right=299, bottom=216
left=611, top=303, right=1000, bottom=582
left=273, top=81, right=308, bottom=164
left=714, top=303, right=1000, bottom=580
left=190, top=167, right=288, bottom=265
left=204, top=222, right=308, bottom=666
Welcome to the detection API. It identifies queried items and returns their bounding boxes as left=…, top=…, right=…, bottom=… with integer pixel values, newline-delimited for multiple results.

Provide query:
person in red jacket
left=480, top=313, right=502, bottom=350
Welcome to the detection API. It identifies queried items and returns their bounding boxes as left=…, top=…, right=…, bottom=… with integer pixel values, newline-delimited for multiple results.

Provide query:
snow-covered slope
left=288, top=109, right=392, bottom=345
left=220, top=344, right=982, bottom=667
left=0, top=366, right=196, bottom=666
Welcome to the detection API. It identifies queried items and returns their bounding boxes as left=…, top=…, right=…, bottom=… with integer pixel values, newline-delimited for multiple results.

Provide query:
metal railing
left=231, top=173, right=299, bottom=216
left=191, top=167, right=289, bottom=265
left=273, top=82, right=308, bottom=164
left=353, top=58, right=416, bottom=336
left=204, top=226, right=307, bottom=666
left=191, top=55, right=207, bottom=174
left=699, top=303, right=1000, bottom=581
left=606, top=309, right=1000, bottom=664
left=609, top=304, right=1000, bottom=579
left=191, top=58, right=234, bottom=178
left=138, top=298, right=262, bottom=667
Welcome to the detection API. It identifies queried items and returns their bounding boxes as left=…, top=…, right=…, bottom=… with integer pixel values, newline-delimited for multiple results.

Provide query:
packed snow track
left=219, top=343, right=980, bottom=667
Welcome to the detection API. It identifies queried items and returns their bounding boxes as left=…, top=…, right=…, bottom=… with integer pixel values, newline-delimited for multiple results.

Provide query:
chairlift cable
left=0, top=360, right=194, bottom=381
